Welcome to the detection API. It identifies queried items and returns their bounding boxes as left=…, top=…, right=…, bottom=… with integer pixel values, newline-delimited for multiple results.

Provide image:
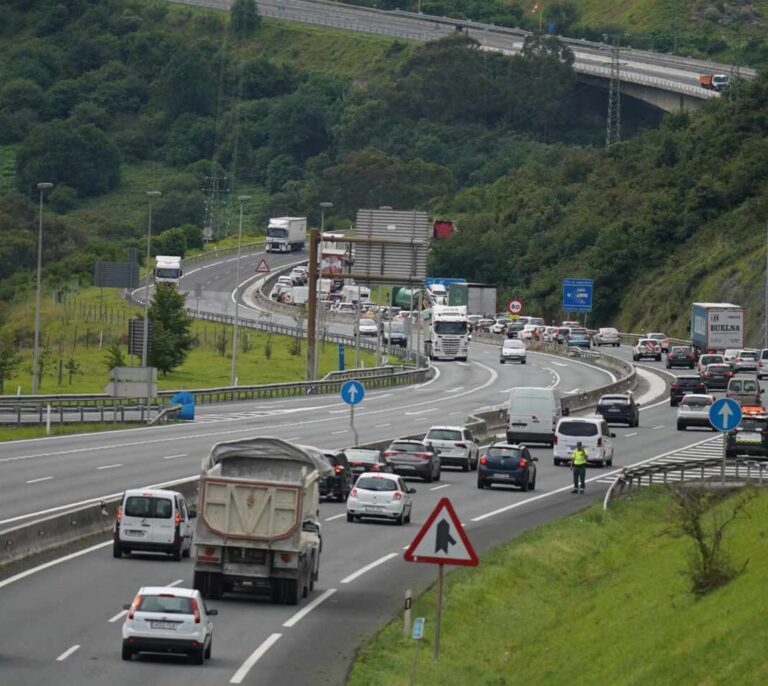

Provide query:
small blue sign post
left=341, top=379, right=365, bottom=445
left=709, top=397, right=742, bottom=483
left=410, top=617, right=426, bottom=683
left=338, top=343, right=345, bottom=372
left=562, top=278, right=593, bottom=313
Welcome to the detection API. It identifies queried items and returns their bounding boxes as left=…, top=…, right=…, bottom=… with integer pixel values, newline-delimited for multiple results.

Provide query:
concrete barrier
left=0, top=477, right=199, bottom=567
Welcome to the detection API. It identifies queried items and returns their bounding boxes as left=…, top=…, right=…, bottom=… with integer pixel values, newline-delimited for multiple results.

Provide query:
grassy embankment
left=350, top=487, right=768, bottom=686
left=1, top=285, right=381, bottom=395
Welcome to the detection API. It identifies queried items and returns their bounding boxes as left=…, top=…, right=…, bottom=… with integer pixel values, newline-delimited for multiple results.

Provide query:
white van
left=113, top=488, right=194, bottom=561
left=553, top=417, right=615, bottom=467
left=506, top=387, right=564, bottom=445
left=292, top=286, right=309, bottom=305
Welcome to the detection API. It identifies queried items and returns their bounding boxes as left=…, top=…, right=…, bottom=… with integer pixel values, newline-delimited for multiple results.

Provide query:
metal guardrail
left=603, top=457, right=768, bottom=510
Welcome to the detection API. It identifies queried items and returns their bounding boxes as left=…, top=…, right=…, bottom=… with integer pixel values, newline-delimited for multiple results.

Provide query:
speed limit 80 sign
left=508, top=299, right=524, bottom=315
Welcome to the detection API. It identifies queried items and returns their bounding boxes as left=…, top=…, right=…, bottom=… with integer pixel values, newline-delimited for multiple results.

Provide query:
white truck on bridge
left=425, top=305, right=469, bottom=361
left=192, top=437, right=328, bottom=605
left=266, top=217, right=307, bottom=253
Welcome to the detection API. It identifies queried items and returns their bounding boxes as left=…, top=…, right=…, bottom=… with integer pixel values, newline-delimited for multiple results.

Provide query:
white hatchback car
left=595, top=327, right=621, bottom=347
left=346, top=473, right=415, bottom=525
left=357, top=318, right=378, bottom=336
left=500, top=338, right=527, bottom=364
left=122, top=586, right=217, bottom=664
left=676, top=394, right=716, bottom=431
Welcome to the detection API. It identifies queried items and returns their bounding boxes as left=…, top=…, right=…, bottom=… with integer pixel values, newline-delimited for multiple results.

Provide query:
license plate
left=737, top=432, right=761, bottom=441
left=494, top=473, right=511, bottom=478
left=150, top=621, right=178, bottom=630
left=125, top=530, right=145, bottom=536
left=397, top=465, right=415, bottom=470
left=365, top=506, right=384, bottom=512
left=607, top=408, right=621, bottom=413
left=511, top=423, right=526, bottom=428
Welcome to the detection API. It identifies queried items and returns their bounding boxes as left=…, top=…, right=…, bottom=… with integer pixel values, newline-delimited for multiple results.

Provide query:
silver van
left=505, top=387, right=565, bottom=445
left=113, top=488, right=194, bottom=561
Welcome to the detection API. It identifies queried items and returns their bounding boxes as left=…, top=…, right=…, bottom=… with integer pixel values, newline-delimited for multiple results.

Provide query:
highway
left=2, top=321, right=738, bottom=685
left=168, top=0, right=755, bottom=99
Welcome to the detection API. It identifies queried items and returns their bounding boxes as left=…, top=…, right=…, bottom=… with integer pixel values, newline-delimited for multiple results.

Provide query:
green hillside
left=350, top=486, right=768, bottom=685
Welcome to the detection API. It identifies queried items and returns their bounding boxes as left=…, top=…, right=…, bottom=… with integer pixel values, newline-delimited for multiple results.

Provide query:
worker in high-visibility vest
left=571, top=441, right=588, bottom=494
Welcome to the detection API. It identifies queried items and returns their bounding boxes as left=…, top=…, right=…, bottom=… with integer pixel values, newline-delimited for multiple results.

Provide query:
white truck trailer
left=425, top=305, right=469, bottom=361
left=266, top=217, right=307, bottom=253
left=192, top=437, right=329, bottom=605
left=154, top=255, right=183, bottom=284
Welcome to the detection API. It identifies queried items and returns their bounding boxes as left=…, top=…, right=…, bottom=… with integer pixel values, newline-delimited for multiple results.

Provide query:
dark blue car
left=477, top=443, right=537, bottom=491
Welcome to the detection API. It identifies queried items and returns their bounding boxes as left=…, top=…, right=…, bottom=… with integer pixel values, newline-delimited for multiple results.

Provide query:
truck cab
left=425, top=305, right=469, bottom=361
left=154, top=255, right=183, bottom=284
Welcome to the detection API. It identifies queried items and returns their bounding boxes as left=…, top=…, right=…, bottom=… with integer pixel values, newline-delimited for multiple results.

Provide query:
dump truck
left=193, top=437, right=330, bottom=605
left=699, top=74, right=729, bottom=92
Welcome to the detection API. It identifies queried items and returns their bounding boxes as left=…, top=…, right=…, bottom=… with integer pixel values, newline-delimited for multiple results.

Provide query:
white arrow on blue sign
left=709, top=397, right=742, bottom=432
left=340, top=379, right=365, bottom=405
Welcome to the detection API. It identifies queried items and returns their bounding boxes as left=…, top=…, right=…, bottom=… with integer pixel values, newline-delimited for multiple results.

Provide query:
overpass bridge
left=171, top=0, right=756, bottom=113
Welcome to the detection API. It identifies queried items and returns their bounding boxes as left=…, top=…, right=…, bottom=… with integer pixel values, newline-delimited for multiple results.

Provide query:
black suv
left=596, top=393, right=640, bottom=427
left=318, top=450, right=354, bottom=502
left=726, top=415, right=768, bottom=459
left=670, top=376, right=707, bottom=407
left=666, top=346, right=696, bottom=369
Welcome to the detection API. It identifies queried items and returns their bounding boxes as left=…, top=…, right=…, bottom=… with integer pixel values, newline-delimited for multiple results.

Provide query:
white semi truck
left=192, top=437, right=329, bottom=605
left=154, top=255, right=183, bottom=284
left=266, top=217, right=307, bottom=253
left=425, top=305, right=469, bottom=361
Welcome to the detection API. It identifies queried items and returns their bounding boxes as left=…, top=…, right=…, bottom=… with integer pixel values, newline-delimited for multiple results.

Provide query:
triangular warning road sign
left=255, top=258, right=270, bottom=274
left=404, top=497, right=478, bottom=567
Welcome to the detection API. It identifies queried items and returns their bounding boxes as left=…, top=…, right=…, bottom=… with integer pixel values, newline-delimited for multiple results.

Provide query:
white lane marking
left=653, top=425, right=665, bottom=430
left=26, top=476, right=53, bottom=484
left=567, top=388, right=581, bottom=394
left=456, top=362, right=469, bottom=367
left=404, top=408, right=438, bottom=415
left=471, top=433, right=720, bottom=523
left=162, top=454, right=187, bottom=460
left=325, top=513, right=347, bottom=522
left=97, top=463, right=122, bottom=470
left=340, top=552, right=399, bottom=584
left=168, top=578, right=184, bottom=587
left=109, top=610, right=127, bottom=623
left=536, top=351, right=617, bottom=383
left=550, top=361, right=568, bottom=367
left=625, top=432, right=638, bottom=437
left=375, top=424, right=391, bottom=428
left=430, top=484, right=450, bottom=491
left=329, top=409, right=348, bottom=414
left=56, top=644, right=81, bottom=661
left=284, top=436, right=301, bottom=441
left=331, top=430, right=348, bottom=435
left=543, top=367, right=561, bottom=389
left=444, top=387, right=464, bottom=393
left=282, top=588, right=337, bottom=628
left=230, top=633, right=283, bottom=684
left=0, top=541, right=111, bottom=589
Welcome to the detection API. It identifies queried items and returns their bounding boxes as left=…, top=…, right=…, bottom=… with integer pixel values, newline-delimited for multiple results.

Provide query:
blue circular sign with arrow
left=340, top=379, right=365, bottom=406
left=709, top=397, right=742, bottom=432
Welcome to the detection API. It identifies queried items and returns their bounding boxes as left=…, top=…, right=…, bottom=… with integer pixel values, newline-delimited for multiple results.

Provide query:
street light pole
left=231, top=195, right=251, bottom=386
left=315, top=202, right=333, bottom=379
left=143, top=191, right=161, bottom=422
left=32, top=182, right=53, bottom=395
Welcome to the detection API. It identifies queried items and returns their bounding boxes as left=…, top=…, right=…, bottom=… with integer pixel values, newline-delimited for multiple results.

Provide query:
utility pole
left=606, top=36, right=621, bottom=147
left=764, top=220, right=768, bottom=348
left=32, top=182, right=53, bottom=395
left=306, top=228, right=320, bottom=381
left=143, top=191, right=161, bottom=422
left=230, top=194, right=251, bottom=386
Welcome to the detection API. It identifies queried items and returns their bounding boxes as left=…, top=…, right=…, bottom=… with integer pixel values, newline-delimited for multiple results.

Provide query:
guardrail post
left=735, top=461, right=740, bottom=479
left=663, top=470, right=668, bottom=484
left=747, top=462, right=752, bottom=482
left=701, top=465, right=705, bottom=480
left=760, top=464, right=765, bottom=485
left=648, top=472, right=653, bottom=486
left=680, top=466, right=685, bottom=482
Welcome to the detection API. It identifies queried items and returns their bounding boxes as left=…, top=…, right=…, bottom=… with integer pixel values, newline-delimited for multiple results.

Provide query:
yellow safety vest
left=572, top=448, right=588, bottom=466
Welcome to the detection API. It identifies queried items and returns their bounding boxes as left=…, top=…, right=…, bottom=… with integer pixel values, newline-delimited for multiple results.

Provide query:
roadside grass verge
left=1, top=286, right=381, bottom=394
left=0, top=422, right=147, bottom=443
left=349, top=487, right=768, bottom=686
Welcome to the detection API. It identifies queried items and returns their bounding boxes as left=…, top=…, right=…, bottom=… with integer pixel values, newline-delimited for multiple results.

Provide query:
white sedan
left=633, top=338, right=662, bottom=361
left=357, top=319, right=378, bottom=336
left=346, top=473, right=415, bottom=525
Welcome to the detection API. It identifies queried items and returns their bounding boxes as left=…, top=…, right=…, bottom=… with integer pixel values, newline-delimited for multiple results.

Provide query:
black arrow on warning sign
left=435, top=519, right=457, bottom=554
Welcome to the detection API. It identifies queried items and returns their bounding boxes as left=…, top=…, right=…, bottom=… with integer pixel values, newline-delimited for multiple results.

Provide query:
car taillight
left=479, top=456, right=487, bottom=465
left=191, top=597, right=201, bottom=624
left=116, top=506, right=122, bottom=522
left=672, top=382, right=679, bottom=388
left=415, top=452, right=431, bottom=459
left=455, top=442, right=467, bottom=448
left=334, top=465, right=343, bottom=474
left=371, top=464, right=381, bottom=471
left=689, top=353, right=695, bottom=359
left=350, top=488, right=358, bottom=497
left=704, top=372, right=712, bottom=377
left=383, top=451, right=396, bottom=457
left=175, top=511, right=181, bottom=525
left=597, top=438, right=603, bottom=447
left=128, top=594, right=141, bottom=620
left=393, top=492, right=402, bottom=500
left=519, top=459, right=527, bottom=468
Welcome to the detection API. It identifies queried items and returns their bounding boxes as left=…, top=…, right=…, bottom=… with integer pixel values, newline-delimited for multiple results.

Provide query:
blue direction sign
left=709, top=397, right=742, bottom=432
left=340, top=379, right=365, bottom=405
left=562, top=278, right=593, bottom=313
left=412, top=617, right=426, bottom=640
